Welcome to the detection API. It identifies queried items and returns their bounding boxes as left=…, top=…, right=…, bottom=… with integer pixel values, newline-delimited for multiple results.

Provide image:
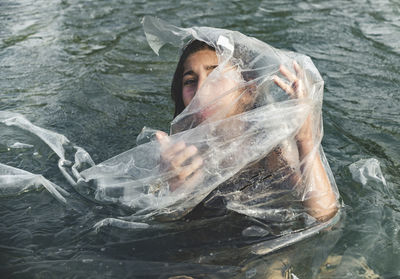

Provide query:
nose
left=195, top=73, right=207, bottom=94
left=194, top=74, right=213, bottom=108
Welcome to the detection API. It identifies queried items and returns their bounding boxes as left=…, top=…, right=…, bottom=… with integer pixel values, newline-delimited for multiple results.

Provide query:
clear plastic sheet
left=349, top=158, right=387, bottom=186
left=0, top=111, right=90, bottom=204
left=0, top=17, right=340, bottom=258
left=0, top=162, right=69, bottom=204
left=81, top=17, right=339, bottom=224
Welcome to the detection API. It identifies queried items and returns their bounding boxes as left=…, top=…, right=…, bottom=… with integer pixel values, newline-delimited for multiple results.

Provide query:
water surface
left=1, top=0, right=399, bottom=278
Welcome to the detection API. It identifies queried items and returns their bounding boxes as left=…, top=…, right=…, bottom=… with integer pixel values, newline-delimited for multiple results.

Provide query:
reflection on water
left=1, top=0, right=399, bottom=278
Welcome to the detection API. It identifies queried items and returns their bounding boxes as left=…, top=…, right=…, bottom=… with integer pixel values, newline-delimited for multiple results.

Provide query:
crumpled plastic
left=82, top=17, right=340, bottom=221
left=0, top=17, right=340, bottom=256
left=0, top=162, right=69, bottom=204
left=349, top=158, right=387, bottom=186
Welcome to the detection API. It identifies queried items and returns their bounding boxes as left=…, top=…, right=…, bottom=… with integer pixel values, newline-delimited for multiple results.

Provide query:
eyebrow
left=183, top=70, right=195, bottom=78
left=206, top=65, right=218, bottom=71
left=183, top=65, right=218, bottom=78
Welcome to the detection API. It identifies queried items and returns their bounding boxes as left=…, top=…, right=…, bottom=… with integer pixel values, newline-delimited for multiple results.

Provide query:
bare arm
left=273, top=62, right=338, bottom=221
left=297, top=133, right=338, bottom=221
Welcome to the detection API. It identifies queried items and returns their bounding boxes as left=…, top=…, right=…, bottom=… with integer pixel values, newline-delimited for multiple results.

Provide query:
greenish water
left=1, top=0, right=399, bottom=278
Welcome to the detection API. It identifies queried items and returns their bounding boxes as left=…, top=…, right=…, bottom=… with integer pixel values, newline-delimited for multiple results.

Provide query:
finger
left=155, top=130, right=168, bottom=140
left=155, top=131, right=170, bottom=148
left=162, top=141, right=186, bottom=159
left=171, top=145, right=198, bottom=168
left=273, top=75, right=295, bottom=96
left=172, top=168, right=203, bottom=192
left=177, top=156, right=203, bottom=181
left=279, top=64, right=297, bottom=82
left=293, top=61, right=303, bottom=77
left=183, top=169, right=204, bottom=191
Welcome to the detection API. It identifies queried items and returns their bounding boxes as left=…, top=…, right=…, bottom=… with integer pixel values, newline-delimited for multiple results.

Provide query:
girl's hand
left=155, top=131, right=203, bottom=192
left=273, top=61, right=314, bottom=147
left=273, top=61, right=306, bottom=99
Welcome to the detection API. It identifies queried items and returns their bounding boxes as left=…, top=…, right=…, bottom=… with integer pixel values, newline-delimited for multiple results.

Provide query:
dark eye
left=183, top=79, right=196, bottom=86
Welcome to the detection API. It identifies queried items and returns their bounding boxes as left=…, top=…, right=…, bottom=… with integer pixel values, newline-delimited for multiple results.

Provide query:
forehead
left=183, top=49, right=218, bottom=71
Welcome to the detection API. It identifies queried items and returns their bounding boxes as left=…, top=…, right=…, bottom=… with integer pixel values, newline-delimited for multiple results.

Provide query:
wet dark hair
left=171, top=40, right=215, bottom=118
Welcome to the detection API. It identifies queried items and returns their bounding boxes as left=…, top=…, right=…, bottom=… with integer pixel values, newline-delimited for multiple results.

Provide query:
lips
left=198, top=107, right=217, bottom=122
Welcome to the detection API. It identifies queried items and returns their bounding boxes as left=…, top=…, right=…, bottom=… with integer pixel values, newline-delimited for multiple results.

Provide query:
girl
left=155, top=40, right=338, bottom=222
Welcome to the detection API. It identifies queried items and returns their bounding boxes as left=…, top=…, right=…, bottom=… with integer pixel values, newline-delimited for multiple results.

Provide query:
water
left=1, top=0, right=399, bottom=278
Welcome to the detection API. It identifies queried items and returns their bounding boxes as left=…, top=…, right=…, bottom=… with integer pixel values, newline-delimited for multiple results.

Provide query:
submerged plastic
left=0, top=17, right=340, bottom=256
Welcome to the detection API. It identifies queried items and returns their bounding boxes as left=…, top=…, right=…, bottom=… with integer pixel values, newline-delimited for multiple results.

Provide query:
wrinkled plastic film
left=0, top=18, right=340, bottom=246
left=81, top=100, right=311, bottom=217
left=0, top=111, right=92, bottom=204
left=79, top=17, right=339, bottom=224
left=0, top=162, right=69, bottom=204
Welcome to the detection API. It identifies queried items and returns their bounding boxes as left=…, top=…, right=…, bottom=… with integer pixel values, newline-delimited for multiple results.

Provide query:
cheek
left=214, top=70, right=241, bottom=97
left=213, top=78, right=246, bottom=115
left=182, top=87, right=195, bottom=107
left=215, top=78, right=240, bottom=102
left=219, top=79, right=237, bottom=94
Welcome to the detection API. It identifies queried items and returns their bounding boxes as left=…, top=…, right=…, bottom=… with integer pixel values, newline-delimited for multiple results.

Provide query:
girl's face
left=182, top=49, right=243, bottom=121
